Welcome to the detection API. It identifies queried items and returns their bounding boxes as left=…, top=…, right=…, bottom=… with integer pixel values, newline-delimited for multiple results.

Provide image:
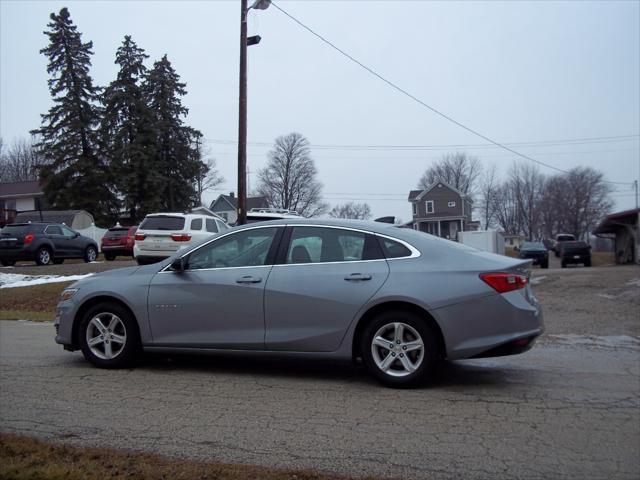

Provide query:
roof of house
left=408, top=181, right=472, bottom=203
left=593, top=208, right=640, bottom=234
left=0, top=180, right=43, bottom=198
left=210, top=194, right=269, bottom=211
left=14, top=210, right=92, bottom=226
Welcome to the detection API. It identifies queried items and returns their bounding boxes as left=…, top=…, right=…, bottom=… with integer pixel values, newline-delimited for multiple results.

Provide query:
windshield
left=139, top=216, right=185, bottom=231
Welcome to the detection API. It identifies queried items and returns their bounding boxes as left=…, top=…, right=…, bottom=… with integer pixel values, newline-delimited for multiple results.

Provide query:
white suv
left=133, top=213, right=229, bottom=265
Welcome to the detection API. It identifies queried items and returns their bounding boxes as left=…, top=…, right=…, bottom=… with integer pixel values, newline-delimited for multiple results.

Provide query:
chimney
left=229, top=192, right=235, bottom=198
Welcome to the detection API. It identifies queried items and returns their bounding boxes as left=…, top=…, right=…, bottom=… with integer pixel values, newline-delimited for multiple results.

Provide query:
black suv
left=0, top=222, right=99, bottom=266
left=517, top=241, right=549, bottom=268
left=560, top=241, right=591, bottom=268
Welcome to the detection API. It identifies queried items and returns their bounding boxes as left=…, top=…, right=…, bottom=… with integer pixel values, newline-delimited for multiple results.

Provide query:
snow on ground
left=0, top=273, right=93, bottom=289
left=544, top=334, right=640, bottom=349
left=530, top=276, right=546, bottom=285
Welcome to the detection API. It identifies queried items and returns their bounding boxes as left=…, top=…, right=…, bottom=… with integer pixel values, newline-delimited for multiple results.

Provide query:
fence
left=76, top=224, right=108, bottom=252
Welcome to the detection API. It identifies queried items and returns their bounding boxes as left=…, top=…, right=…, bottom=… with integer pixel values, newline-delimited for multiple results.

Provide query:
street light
left=237, top=0, right=270, bottom=225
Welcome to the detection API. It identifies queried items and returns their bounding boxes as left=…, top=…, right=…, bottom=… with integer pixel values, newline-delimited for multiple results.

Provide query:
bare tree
left=478, top=163, right=499, bottom=229
left=563, top=167, right=612, bottom=240
left=329, top=202, right=371, bottom=220
left=509, top=162, right=546, bottom=240
left=492, top=182, right=520, bottom=235
left=256, top=132, right=327, bottom=217
left=0, top=137, right=42, bottom=183
left=194, top=156, right=224, bottom=206
left=418, top=152, right=482, bottom=197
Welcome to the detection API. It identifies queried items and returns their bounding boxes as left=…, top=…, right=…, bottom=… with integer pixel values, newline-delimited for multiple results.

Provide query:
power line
left=204, top=134, right=640, bottom=151
left=270, top=1, right=634, bottom=186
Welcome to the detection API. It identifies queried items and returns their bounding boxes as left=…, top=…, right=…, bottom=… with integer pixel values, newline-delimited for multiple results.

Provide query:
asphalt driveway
left=0, top=320, right=638, bottom=480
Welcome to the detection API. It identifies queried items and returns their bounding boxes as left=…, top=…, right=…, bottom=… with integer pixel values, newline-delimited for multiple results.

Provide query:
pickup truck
left=560, top=241, right=591, bottom=268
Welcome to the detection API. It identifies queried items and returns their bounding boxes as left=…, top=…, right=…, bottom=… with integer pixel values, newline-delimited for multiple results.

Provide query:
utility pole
left=236, top=0, right=249, bottom=225
left=634, top=180, right=638, bottom=209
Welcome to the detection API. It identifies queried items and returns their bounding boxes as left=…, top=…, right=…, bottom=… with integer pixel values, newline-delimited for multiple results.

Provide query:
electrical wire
left=270, top=1, right=635, bottom=186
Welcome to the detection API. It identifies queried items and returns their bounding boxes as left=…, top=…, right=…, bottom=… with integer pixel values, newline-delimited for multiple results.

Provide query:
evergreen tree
left=143, top=55, right=205, bottom=211
left=32, top=8, right=118, bottom=225
left=101, top=36, right=161, bottom=222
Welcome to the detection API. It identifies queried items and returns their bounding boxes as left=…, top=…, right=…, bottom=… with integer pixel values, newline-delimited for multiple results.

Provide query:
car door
left=264, top=226, right=390, bottom=352
left=147, top=226, right=283, bottom=349
left=60, top=225, right=84, bottom=257
left=44, top=225, right=69, bottom=256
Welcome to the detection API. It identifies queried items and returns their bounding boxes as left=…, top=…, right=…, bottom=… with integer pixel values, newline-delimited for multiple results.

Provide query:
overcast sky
left=1, top=0, right=639, bottom=219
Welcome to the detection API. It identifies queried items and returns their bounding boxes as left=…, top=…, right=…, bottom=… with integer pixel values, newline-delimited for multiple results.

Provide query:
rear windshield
left=106, top=227, right=130, bottom=238
left=522, top=242, right=545, bottom=250
left=564, top=241, right=588, bottom=249
left=557, top=235, right=575, bottom=241
left=139, top=216, right=185, bottom=231
left=1, top=224, right=45, bottom=235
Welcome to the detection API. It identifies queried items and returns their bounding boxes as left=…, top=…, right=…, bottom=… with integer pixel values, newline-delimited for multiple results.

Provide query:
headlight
left=60, top=288, right=79, bottom=301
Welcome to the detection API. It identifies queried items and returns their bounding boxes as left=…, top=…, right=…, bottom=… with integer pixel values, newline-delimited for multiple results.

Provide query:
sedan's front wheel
left=79, top=303, right=140, bottom=368
left=362, top=311, right=439, bottom=388
left=84, top=245, right=98, bottom=263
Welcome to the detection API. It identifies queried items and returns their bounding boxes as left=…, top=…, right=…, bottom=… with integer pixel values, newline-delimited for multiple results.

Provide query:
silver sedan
left=54, top=219, right=543, bottom=387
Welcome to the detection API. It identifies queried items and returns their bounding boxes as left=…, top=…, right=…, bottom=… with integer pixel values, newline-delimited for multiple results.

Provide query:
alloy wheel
left=85, top=313, right=127, bottom=360
left=87, top=248, right=97, bottom=262
left=371, top=322, right=424, bottom=377
left=39, top=249, right=50, bottom=264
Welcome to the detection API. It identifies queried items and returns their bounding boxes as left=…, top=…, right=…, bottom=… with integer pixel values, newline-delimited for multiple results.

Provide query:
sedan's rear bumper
left=434, top=289, right=543, bottom=360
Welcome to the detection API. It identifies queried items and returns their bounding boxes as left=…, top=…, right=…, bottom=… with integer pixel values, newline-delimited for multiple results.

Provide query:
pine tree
left=101, top=36, right=161, bottom=222
left=32, top=8, right=118, bottom=225
left=143, top=55, right=205, bottom=211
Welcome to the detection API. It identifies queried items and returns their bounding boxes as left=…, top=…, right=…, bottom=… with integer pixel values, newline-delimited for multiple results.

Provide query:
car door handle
left=236, top=276, right=262, bottom=284
left=344, top=273, right=372, bottom=281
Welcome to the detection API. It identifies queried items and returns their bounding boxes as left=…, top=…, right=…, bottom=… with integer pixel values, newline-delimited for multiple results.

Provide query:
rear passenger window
left=46, top=225, right=63, bottom=235
left=380, top=238, right=412, bottom=259
left=286, top=227, right=383, bottom=264
left=191, top=218, right=203, bottom=231
left=205, top=218, right=218, bottom=233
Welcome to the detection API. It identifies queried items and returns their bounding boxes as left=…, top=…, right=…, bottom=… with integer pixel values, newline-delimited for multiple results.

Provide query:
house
left=593, top=208, right=639, bottom=264
left=15, top=210, right=95, bottom=230
left=209, top=192, right=269, bottom=224
left=408, top=181, right=473, bottom=239
left=0, top=180, right=46, bottom=226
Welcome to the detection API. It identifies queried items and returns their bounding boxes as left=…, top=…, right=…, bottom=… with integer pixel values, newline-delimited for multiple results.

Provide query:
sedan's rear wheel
left=79, top=303, right=139, bottom=368
left=362, top=311, right=439, bottom=388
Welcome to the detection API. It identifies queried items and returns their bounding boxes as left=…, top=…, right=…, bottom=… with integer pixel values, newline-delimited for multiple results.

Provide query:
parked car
left=133, top=213, right=229, bottom=265
left=553, top=233, right=576, bottom=257
left=54, top=219, right=543, bottom=388
left=241, top=208, right=302, bottom=225
left=100, top=226, right=137, bottom=261
left=517, top=241, right=549, bottom=268
left=560, top=241, right=591, bottom=268
left=0, top=222, right=98, bottom=266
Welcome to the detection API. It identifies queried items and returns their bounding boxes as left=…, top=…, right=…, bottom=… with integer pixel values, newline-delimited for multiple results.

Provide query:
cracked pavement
left=1, top=320, right=639, bottom=479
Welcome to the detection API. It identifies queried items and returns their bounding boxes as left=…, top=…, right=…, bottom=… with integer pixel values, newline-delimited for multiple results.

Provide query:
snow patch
left=530, top=276, right=546, bottom=285
left=626, top=278, right=640, bottom=287
left=545, top=334, right=640, bottom=349
left=0, top=272, right=93, bottom=289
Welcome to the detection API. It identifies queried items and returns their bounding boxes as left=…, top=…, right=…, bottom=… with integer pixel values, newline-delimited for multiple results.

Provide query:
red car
left=100, top=226, right=137, bottom=261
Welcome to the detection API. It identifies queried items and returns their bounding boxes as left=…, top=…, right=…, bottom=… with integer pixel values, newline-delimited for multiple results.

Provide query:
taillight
left=134, top=233, right=146, bottom=241
left=480, top=272, right=528, bottom=294
left=171, top=233, right=192, bottom=242
left=24, top=233, right=34, bottom=245
left=125, top=235, right=134, bottom=245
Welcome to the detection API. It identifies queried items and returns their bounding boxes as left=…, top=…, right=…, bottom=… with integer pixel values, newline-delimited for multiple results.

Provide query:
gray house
left=408, top=181, right=474, bottom=239
left=209, top=192, right=269, bottom=224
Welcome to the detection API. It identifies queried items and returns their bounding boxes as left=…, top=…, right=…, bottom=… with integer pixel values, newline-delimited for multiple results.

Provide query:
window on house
left=426, top=201, right=434, bottom=214
left=412, top=203, right=417, bottom=215
left=448, top=201, right=456, bottom=207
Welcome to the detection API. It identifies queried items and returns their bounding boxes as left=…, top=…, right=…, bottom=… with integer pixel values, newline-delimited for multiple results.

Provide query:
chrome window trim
left=159, top=224, right=281, bottom=273
left=374, top=232, right=421, bottom=260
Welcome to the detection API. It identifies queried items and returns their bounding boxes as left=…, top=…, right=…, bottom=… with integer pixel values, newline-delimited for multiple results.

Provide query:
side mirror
left=170, top=257, right=185, bottom=272
left=74, top=232, right=80, bottom=238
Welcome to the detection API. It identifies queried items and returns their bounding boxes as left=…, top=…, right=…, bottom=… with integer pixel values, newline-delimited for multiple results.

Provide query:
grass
left=0, top=282, right=71, bottom=321
left=0, top=433, right=381, bottom=480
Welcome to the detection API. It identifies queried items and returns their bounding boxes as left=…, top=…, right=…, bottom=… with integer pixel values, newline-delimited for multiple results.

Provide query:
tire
left=79, top=302, right=140, bottom=369
left=35, top=247, right=52, bottom=266
left=361, top=310, right=440, bottom=388
left=53, top=259, right=64, bottom=265
left=0, top=259, right=16, bottom=267
left=584, top=259, right=591, bottom=267
left=541, top=260, right=548, bottom=269
left=84, top=245, right=98, bottom=263
left=561, top=260, right=567, bottom=268
left=104, top=253, right=116, bottom=261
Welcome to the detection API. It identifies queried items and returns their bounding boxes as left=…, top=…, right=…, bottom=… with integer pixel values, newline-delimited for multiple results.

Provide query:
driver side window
left=61, top=226, right=76, bottom=237
left=187, top=228, right=278, bottom=270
